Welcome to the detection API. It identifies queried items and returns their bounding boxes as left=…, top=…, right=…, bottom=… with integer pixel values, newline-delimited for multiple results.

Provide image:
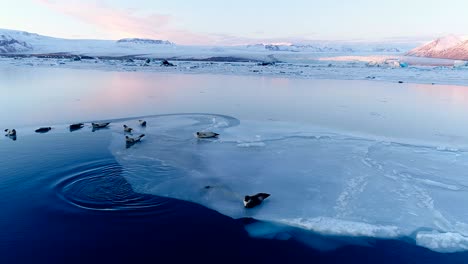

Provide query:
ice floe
left=1, top=55, right=467, bottom=86
left=109, top=114, right=468, bottom=252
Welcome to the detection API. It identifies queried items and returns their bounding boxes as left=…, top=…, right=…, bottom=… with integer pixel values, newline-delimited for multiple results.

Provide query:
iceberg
left=454, top=60, right=467, bottom=68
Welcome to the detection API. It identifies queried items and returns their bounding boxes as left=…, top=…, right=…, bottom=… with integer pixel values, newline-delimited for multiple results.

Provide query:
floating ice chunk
left=366, top=59, right=408, bottom=68
left=399, top=61, right=409, bottom=68
left=386, top=60, right=403, bottom=68
left=453, top=60, right=467, bottom=68
left=416, top=231, right=468, bottom=253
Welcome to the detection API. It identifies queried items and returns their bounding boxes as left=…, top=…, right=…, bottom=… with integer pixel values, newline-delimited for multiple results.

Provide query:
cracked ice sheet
left=110, top=114, right=468, bottom=252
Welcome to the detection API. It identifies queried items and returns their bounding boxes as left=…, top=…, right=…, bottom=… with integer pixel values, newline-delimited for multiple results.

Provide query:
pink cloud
left=36, top=0, right=214, bottom=45
left=36, top=0, right=317, bottom=45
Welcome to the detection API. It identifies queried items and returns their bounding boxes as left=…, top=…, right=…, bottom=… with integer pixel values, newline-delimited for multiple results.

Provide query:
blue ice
left=110, top=114, right=468, bottom=253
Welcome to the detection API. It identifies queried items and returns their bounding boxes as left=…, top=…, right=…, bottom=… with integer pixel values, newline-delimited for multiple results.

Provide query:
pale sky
left=1, top=0, right=467, bottom=45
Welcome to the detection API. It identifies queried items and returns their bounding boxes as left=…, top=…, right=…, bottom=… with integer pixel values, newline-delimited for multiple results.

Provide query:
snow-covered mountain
left=0, top=29, right=175, bottom=55
left=0, top=30, right=42, bottom=53
left=0, top=35, right=32, bottom=53
left=0, top=28, right=418, bottom=55
left=406, top=35, right=468, bottom=60
left=245, top=43, right=404, bottom=53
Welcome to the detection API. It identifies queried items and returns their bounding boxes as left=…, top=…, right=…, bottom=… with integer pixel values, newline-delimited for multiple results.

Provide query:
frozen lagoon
left=2, top=65, right=468, bottom=253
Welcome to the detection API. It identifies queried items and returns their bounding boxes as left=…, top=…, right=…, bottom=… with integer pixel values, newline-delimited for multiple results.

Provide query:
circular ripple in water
left=54, top=161, right=168, bottom=212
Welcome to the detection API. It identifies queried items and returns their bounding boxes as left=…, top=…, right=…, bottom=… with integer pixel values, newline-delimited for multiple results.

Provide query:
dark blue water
left=1, top=122, right=468, bottom=264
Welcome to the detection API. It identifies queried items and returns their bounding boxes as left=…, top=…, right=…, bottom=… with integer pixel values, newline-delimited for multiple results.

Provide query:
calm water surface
left=2, top=66, right=468, bottom=145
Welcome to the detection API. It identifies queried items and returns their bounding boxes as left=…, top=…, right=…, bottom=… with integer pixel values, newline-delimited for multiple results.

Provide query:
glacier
left=109, top=114, right=468, bottom=253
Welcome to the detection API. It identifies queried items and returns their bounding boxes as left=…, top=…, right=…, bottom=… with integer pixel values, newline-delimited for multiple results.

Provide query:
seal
left=123, top=125, right=133, bottom=133
left=69, top=123, right=84, bottom=131
left=125, top=134, right=145, bottom=148
left=92, top=122, right=110, bottom=129
left=244, top=193, right=270, bottom=208
left=4, top=129, right=16, bottom=137
left=35, top=127, right=52, bottom=133
left=196, top=132, right=219, bottom=138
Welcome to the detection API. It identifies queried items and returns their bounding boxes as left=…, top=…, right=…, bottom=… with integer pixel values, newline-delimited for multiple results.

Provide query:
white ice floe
left=416, top=231, right=468, bottom=253
left=109, top=114, right=468, bottom=252
left=279, top=217, right=400, bottom=238
left=454, top=60, right=468, bottom=68
left=2, top=55, right=467, bottom=86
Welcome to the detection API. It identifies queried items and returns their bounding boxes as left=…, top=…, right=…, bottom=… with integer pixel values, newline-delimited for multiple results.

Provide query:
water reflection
left=1, top=65, right=468, bottom=146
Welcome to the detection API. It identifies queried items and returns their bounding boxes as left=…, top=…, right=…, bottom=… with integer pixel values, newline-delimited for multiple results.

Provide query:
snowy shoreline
left=1, top=55, right=467, bottom=86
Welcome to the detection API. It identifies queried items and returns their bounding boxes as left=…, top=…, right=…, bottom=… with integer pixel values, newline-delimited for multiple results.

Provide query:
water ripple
left=53, top=160, right=169, bottom=213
